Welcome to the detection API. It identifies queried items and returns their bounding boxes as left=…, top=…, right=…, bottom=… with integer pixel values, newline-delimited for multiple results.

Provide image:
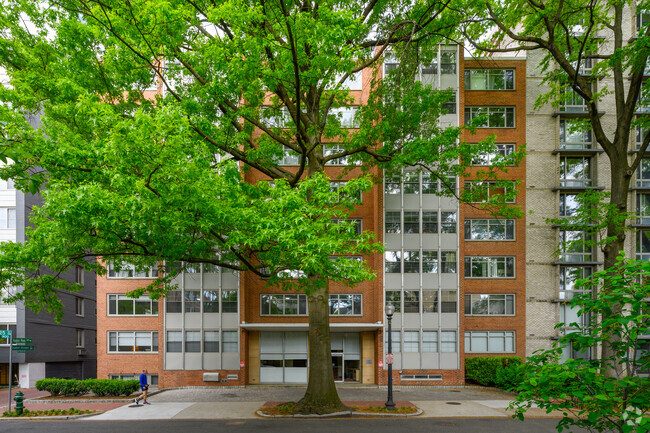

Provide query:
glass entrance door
left=332, top=353, right=343, bottom=382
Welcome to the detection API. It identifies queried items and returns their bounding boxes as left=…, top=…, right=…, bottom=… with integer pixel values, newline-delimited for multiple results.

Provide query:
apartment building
left=0, top=116, right=97, bottom=387
left=96, top=46, right=527, bottom=387
left=525, top=5, right=649, bottom=359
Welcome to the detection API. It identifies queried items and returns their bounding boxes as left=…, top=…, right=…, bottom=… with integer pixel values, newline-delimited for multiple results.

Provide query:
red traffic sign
left=385, top=353, right=393, bottom=365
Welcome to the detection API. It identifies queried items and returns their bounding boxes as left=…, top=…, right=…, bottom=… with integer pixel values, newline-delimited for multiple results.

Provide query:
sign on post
left=385, top=353, right=394, bottom=365
left=12, top=345, right=34, bottom=351
left=13, top=338, right=32, bottom=344
left=0, top=330, right=11, bottom=339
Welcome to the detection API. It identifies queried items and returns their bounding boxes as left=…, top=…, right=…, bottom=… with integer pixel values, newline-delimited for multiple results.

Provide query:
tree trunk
left=600, top=156, right=632, bottom=378
left=295, top=278, right=348, bottom=414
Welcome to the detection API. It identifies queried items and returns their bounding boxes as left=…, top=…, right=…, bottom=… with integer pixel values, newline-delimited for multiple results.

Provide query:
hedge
left=35, top=378, right=140, bottom=397
left=465, top=356, right=523, bottom=388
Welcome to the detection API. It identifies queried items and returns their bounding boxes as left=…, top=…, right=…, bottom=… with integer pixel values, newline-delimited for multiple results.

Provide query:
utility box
left=203, top=373, right=220, bottom=382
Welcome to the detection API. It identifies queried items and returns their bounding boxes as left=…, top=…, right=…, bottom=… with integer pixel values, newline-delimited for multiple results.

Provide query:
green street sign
left=15, top=350, right=26, bottom=353
left=12, top=345, right=34, bottom=351
left=0, top=330, right=11, bottom=338
left=13, top=338, right=32, bottom=344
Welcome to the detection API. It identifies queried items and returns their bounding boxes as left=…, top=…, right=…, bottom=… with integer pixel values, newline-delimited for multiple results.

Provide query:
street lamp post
left=385, top=303, right=396, bottom=410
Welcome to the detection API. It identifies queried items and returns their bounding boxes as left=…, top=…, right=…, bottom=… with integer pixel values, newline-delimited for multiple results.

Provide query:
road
left=0, top=418, right=588, bottom=433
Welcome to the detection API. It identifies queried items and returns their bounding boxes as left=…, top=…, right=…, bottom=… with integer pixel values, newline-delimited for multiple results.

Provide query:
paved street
left=0, top=418, right=590, bottom=433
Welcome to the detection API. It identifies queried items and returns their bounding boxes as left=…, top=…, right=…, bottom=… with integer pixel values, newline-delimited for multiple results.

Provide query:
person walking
left=134, top=369, right=150, bottom=405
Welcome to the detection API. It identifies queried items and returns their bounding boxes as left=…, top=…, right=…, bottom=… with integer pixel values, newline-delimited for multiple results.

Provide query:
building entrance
left=331, top=333, right=360, bottom=383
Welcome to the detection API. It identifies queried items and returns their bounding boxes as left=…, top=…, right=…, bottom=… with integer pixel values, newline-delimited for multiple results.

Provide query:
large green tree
left=0, top=0, right=516, bottom=413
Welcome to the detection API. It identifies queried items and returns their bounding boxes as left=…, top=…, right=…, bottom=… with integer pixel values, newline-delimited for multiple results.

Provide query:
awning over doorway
left=239, top=322, right=383, bottom=332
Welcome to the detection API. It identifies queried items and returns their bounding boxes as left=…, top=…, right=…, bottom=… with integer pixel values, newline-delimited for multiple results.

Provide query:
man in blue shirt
left=134, top=369, right=150, bottom=405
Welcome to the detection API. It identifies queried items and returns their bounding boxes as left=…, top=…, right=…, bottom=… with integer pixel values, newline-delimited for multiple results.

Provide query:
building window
left=464, top=181, right=516, bottom=203
left=185, top=331, right=201, bottom=353
left=637, top=11, right=650, bottom=34
left=204, top=331, right=220, bottom=352
left=76, top=329, right=85, bottom=348
left=222, top=331, right=238, bottom=352
left=440, top=251, right=457, bottom=273
left=464, top=256, right=515, bottom=278
left=440, top=50, right=456, bottom=74
left=422, top=290, right=438, bottom=313
left=638, top=193, right=650, bottom=225
left=403, top=211, right=419, bottom=234
left=110, top=374, right=158, bottom=386
left=422, top=331, right=438, bottom=352
left=385, top=291, right=401, bottom=313
left=166, top=331, right=182, bottom=352
left=331, top=219, right=362, bottom=236
left=638, top=159, right=650, bottom=187
left=385, top=331, right=401, bottom=352
left=403, top=331, right=420, bottom=352
left=0, top=324, right=16, bottom=345
left=422, top=212, right=438, bottom=233
left=636, top=126, right=649, bottom=149
left=0, top=178, right=14, bottom=190
left=464, top=69, right=514, bottom=90
left=184, top=290, right=201, bottom=313
left=261, top=294, right=307, bottom=315
left=384, top=251, right=401, bottom=273
left=329, top=294, right=362, bottom=315
left=0, top=207, right=16, bottom=229
left=75, top=297, right=85, bottom=317
left=422, top=251, right=438, bottom=273
left=464, top=219, right=515, bottom=240
left=330, top=181, right=361, bottom=203
left=560, top=119, right=592, bottom=149
left=560, top=88, right=588, bottom=112
left=202, top=290, right=219, bottom=313
left=403, top=290, right=420, bottom=313
left=441, top=212, right=457, bottom=233
left=221, top=290, right=238, bottom=313
left=559, top=230, right=593, bottom=262
left=108, top=294, right=158, bottom=316
left=385, top=211, right=401, bottom=234
left=559, top=266, right=593, bottom=300
left=637, top=230, right=650, bottom=261
left=560, top=157, right=592, bottom=187
left=107, top=262, right=158, bottom=279
left=464, top=294, right=515, bottom=315
left=108, top=331, right=158, bottom=353
left=441, top=290, right=457, bottom=313
left=326, top=107, right=360, bottom=130
left=403, top=251, right=420, bottom=273
left=440, top=331, right=456, bottom=352
left=464, top=107, right=515, bottom=128
left=465, top=331, right=515, bottom=353
left=166, top=291, right=182, bottom=313
left=385, top=172, right=456, bottom=196
left=560, top=193, right=580, bottom=217
left=75, top=265, right=84, bottom=285
left=472, top=144, right=515, bottom=165
left=279, top=146, right=300, bottom=165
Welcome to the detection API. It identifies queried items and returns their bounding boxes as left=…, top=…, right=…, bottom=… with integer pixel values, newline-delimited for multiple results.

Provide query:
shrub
left=494, top=363, right=525, bottom=391
left=465, top=356, right=523, bottom=387
left=35, top=378, right=139, bottom=397
left=88, top=379, right=139, bottom=396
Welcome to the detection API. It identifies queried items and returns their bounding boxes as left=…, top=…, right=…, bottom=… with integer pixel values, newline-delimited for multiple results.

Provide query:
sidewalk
left=82, top=386, right=560, bottom=421
left=0, top=386, right=560, bottom=421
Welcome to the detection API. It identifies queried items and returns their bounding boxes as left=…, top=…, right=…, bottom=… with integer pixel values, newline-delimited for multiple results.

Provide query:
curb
left=256, top=408, right=423, bottom=418
left=0, top=412, right=102, bottom=421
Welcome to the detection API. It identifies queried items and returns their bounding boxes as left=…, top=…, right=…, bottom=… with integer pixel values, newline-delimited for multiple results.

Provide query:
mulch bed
left=260, top=401, right=418, bottom=416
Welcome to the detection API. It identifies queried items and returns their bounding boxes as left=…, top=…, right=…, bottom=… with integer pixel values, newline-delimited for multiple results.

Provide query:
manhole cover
left=436, top=422, right=456, bottom=426
left=445, top=402, right=462, bottom=405
left=449, top=390, right=461, bottom=393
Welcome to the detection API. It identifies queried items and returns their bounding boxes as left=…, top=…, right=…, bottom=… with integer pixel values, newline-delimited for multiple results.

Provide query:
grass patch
left=2, top=408, right=95, bottom=417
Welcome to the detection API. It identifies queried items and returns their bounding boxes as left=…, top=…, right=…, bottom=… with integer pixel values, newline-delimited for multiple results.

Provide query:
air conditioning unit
left=203, top=373, right=220, bottom=382
left=77, top=348, right=87, bottom=356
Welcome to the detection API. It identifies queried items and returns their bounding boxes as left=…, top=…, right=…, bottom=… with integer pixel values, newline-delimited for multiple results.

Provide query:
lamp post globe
left=385, top=303, right=396, bottom=410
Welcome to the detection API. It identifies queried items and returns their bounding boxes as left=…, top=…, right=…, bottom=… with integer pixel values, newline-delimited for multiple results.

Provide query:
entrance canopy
left=240, top=322, right=383, bottom=332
